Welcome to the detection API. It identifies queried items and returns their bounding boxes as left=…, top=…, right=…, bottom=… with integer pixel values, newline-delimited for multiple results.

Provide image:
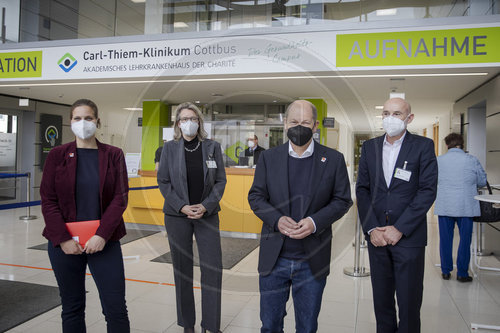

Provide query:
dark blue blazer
left=248, top=142, right=352, bottom=279
left=356, top=132, right=437, bottom=247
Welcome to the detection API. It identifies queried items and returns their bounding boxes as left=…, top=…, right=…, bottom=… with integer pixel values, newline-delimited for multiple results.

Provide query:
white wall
left=420, top=110, right=451, bottom=157
left=452, top=75, right=500, bottom=254
left=453, top=76, right=500, bottom=184
left=98, top=108, right=143, bottom=154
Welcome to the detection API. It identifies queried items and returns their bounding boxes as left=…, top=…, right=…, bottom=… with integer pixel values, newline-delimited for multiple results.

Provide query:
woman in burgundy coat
left=40, top=99, right=130, bottom=333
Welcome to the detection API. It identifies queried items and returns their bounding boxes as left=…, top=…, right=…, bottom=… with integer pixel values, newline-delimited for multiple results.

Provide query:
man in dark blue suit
left=248, top=100, right=352, bottom=333
left=356, top=98, right=437, bottom=333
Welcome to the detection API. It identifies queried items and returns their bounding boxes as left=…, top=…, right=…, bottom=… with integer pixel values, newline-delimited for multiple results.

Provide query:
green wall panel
left=304, top=98, right=327, bottom=146
left=141, top=101, right=170, bottom=171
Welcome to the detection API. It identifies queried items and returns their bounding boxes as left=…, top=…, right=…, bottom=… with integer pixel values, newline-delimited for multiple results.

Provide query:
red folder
left=65, top=220, right=100, bottom=247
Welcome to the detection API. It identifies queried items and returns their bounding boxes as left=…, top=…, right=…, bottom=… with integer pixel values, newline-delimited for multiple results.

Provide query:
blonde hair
left=173, top=102, right=208, bottom=141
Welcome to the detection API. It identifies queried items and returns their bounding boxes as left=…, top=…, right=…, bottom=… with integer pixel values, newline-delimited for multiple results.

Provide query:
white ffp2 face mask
left=247, top=140, right=255, bottom=148
left=71, top=120, right=97, bottom=140
left=383, top=115, right=408, bottom=137
left=179, top=120, right=199, bottom=137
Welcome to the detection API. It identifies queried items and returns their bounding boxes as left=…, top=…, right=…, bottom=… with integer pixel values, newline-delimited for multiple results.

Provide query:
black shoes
left=201, top=329, right=222, bottom=333
left=442, top=273, right=473, bottom=282
left=457, top=276, right=473, bottom=283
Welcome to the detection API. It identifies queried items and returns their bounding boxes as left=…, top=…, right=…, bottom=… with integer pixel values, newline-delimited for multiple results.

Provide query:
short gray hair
left=173, top=102, right=208, bottom=141
left=284, top=100, right=317, bottom=122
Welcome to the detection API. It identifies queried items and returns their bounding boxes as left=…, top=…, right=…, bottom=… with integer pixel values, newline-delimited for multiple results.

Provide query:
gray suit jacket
left=157, top=138, right=227, bottom=217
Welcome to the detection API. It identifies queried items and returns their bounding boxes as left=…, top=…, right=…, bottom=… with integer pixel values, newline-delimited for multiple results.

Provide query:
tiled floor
left=1, top=205, right=499, bottom=333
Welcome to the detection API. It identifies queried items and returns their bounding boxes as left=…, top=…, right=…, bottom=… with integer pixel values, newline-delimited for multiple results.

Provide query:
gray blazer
left=157, top=138, right=227, bottom=217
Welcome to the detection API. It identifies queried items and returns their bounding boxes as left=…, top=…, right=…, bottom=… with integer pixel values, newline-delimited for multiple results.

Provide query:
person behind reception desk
left=154, top=140, right=167, bottom=172
left=434, top=133, right=487, bottom=282
left=248, top=100, right=352, bottom=333
left=40, top=99, right=130, bottom=333
left=157, top=102, right=226, bottom=333
left=244, top=135, right=265, bottom=165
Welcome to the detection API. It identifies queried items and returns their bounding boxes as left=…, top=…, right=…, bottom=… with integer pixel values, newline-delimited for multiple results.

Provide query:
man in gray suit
left=248, top=100, right=353, bottom=333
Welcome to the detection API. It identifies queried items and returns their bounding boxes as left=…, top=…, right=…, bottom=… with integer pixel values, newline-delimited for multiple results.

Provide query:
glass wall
left=18, top=0, right=145, bottom=42
left=184, top=103, right=286, bottom=167
left=164, top=0, right=500, bottom=32
left=0, top=113, right=18, bottom=201
left=9, top=0, right=500, bottom=42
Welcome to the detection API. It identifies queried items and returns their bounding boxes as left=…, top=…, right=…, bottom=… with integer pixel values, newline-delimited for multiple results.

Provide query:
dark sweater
left=75, top=148, right=101, bottom=221
left=184, top=137, right=204, bottom=205
left=279, top=154, right=314, bottom=259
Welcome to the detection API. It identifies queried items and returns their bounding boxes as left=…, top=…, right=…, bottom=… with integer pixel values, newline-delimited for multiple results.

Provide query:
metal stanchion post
left=476, top=222, right=492, bottom=256
left=344, top=214, right=370, bottom=277
left=352, top=238, right=367, bottom=248
left=19, top=172, right=37, bottom=220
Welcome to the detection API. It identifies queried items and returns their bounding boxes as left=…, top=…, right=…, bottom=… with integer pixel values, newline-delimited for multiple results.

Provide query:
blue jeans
left=48, top=240, right=130, bottom=333
left=438, top=216, right=473, bottom=277
left=259, top=257, right=326, bottom=333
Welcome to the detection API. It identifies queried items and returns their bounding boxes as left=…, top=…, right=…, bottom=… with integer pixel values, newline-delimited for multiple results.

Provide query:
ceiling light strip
left=0, top=73, right=489, bottom=88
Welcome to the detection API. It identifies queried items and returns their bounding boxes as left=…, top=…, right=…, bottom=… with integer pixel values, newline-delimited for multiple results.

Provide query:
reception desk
left=124, top=168, right=263, bottom=234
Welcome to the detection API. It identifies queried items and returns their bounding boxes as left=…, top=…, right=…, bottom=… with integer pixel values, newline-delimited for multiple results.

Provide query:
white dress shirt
left=288, top=139, right=314, bottom=158
left=288, top=139, right=316, bottom=232
left=382, top=132, right=406, bottom=188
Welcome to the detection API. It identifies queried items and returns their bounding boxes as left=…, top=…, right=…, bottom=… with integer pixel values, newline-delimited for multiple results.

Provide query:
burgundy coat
left=40, top=140, right=129, bottom=246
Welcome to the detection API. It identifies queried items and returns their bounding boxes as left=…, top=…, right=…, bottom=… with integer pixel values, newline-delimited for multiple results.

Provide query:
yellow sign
left=336, top=27, right=500, bottom=67
left=0, top=51, right=42, bottom=78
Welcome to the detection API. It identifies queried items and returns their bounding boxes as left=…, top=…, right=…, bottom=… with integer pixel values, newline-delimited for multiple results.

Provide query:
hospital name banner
left=0, top=25, right=498, bottom=80
left=0, top=33, right=336, bottom=80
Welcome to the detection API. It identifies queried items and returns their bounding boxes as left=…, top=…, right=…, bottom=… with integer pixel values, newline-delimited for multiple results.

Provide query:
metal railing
left=0, top=172, right=37, bottom=220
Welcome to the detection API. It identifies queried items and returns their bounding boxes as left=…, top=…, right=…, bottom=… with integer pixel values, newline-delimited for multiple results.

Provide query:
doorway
left=0, top=113, right=18, bottom=202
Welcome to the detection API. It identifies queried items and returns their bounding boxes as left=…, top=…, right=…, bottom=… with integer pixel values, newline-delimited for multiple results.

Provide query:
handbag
left=473, top=182, right=500, bottom=223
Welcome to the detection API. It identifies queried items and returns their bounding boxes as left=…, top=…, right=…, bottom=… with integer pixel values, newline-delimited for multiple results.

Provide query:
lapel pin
left=69, top=153, right=74, bottom=157
left=321, top=157, right=326, bottom=162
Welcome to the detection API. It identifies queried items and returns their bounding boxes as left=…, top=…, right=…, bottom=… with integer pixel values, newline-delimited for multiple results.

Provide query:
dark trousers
left=48, top=240, right=129, bottom=333
left=259, top=257, right=326, bottom=333
left=367, top=243, right=425, bottom=333
left=164, top=214, right=223, bottom=332
left=438, top=216, right=473, bottom=277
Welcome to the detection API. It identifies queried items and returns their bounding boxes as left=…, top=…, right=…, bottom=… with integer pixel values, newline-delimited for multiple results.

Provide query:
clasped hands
left=370, top=226, right=403, bottom=247
left=60, top=235, right=106, bottom=255
left=277, top=216, right=314, bottom=240
left=181, top=204, right=207, bottom=219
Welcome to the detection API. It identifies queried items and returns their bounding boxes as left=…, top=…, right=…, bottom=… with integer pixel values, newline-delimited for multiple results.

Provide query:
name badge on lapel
left=206, top=160, right=217, bottom=169
left=394, top=160, right=411, bottom=182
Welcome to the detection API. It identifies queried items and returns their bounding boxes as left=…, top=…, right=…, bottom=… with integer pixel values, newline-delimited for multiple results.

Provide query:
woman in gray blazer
left=434, top=133, right=487, bottom=282
left=157, top=102, right=226, bottom=333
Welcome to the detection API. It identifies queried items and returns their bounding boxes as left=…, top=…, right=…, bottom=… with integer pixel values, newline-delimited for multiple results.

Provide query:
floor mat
left=0, top=279, right=60, bottom=333
left=151, top=237, right=260, bottom=269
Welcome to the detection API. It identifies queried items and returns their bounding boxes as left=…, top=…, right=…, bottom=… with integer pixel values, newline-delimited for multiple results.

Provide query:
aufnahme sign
left=336, top=27, right=500, bottom=68
left=0, top=25, right=498, bottom=81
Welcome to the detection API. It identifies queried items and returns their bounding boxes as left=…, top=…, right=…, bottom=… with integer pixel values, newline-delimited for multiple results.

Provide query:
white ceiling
left=1, top=66, right=498, bottom=133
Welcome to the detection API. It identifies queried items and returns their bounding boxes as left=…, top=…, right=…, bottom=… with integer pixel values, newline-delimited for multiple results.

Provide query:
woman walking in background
left=434, top=133, right=487, bottom=282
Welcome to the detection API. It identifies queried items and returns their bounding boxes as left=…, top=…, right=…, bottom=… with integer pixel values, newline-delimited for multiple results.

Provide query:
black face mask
left=287, top=125, right=313, bottom=146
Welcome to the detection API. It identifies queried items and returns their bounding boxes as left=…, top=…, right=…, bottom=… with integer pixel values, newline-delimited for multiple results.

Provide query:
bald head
left=285, top=100, right=317, bottom=122
left=383, top=98, right=411, bottom=117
